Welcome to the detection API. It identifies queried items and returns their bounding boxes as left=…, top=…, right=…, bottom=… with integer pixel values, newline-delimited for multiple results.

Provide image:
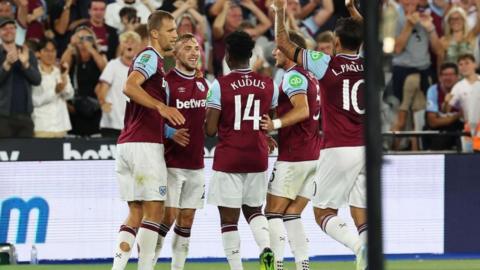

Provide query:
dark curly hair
left=225, top=31, right=255, bottom=63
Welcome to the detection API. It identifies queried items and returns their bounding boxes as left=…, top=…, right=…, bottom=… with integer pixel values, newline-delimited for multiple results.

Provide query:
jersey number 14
left=234, top=94, right=261, bottom=130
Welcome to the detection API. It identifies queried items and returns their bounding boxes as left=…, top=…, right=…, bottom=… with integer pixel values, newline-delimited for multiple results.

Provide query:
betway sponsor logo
left=176, top=99, right=206, bottom=109
left=63, top=143, right=116, bottom=160
left=0, top=151, right=19, bottom=161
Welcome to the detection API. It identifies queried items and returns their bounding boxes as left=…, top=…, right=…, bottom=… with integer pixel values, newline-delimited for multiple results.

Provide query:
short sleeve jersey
left=117, top=47, right=168, bottom=144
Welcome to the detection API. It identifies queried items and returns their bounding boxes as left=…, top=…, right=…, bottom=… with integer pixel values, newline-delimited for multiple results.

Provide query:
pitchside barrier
left=0, top=138, right=478, bottom=262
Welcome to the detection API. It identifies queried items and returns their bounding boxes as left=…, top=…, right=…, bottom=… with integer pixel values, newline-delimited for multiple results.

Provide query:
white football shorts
left=115, top=143, right=167, bottom=202
left=312, top=146, right=366, bottom=209
left=166, top=168, right=205, bottom=209
left=268, top=160, right=318, bottom=200
left=207, top=170, right=268, bottom=208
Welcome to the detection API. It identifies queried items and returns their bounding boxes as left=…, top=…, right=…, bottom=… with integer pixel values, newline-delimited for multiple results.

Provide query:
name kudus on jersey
left=230, top=77, right=266, bottom=90
left=176, top=99, right=207, bottom=109
left=332, top=62, right=364, bottom=76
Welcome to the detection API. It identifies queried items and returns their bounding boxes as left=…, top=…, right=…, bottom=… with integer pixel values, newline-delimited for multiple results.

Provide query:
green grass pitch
left=2, top=260, right=480, bottom=270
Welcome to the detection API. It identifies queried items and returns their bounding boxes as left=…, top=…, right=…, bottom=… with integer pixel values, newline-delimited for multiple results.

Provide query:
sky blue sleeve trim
left=271, top=82, right=279, bottom=109
left=287, top=89, right=307, bottom=98
left=426, top=85, right=439, bottom=113
left=164, top=125, right=177, bottom=139
left=207, top=79, right=221, bottom=108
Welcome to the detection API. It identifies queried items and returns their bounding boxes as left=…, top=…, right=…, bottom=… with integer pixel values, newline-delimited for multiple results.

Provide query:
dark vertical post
left=360, top=0, right=385, bottom=269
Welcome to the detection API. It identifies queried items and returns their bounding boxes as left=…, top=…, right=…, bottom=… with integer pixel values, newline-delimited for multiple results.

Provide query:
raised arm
left=468, top=0, right=480, bottom=38
left=212, top=1, right=230, bottom=40
left=298, top=0, right=320, bottom=20
left=54, top=0, right=73, bottom=35
left=346, top=0, right=362, bottom=23
left=394, top=12, right=418, bottom=54
left=208, top=0, right=228, bottom=17
left=313, top=0, right=334, bottom=28
left=274, top=0, right=304, bottom=66
left=241, top=0, right=272, bottom=37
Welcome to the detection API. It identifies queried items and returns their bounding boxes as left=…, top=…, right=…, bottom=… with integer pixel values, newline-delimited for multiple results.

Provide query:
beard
left=179, top=58, right=197, bottom=72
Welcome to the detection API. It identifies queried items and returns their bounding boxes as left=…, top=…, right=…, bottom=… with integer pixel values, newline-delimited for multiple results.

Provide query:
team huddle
left=110, top=1, right=366, bottom=270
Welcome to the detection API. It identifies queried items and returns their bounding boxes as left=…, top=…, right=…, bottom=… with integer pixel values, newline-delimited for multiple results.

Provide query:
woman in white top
left=32, top=38, right=74, bottom=138
left=95, top=31, right=142, bottom=138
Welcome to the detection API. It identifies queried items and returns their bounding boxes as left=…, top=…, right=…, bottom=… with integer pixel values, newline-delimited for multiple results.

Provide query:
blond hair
left=444, top=6, right=469, bottom=38
left=119, top=31, right=141, bottom=44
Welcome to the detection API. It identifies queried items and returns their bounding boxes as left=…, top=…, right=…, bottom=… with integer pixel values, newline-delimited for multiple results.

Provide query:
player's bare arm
left=124, top=71, right=186, bottom=126
left=273, top=0, right=304, bottom=66
left=261, top=94, right=309, bottom=132
left=95, top=81, right=112, bottom=112
left=346, top=0, right=363, bottom=23
left=205, top=108, right=221, bottom=137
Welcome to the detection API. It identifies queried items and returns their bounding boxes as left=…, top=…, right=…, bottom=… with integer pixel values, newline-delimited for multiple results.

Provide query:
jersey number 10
left=342, top=79, right=365, bottom=115
left=234, top=94, right=261, bottom=130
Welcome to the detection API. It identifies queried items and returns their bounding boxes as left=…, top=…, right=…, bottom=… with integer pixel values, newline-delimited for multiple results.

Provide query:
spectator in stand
left=446, top=53, right=480, bottom=152
left=61, top=25, right=107, bottom=136
left=424, top=62, right=463, bottom=150
left=105, top=0, right=155, bottom=31
left=0, top=17, right=41, bottom=138
left=0, top=0, right=28, bottom=45
left=25, top=0, right=45, bottom=41
left=134, top=23, right=148, bottom=48
left=212, top=0, right=271, bottom=75
left=50, top=0, right=90, bottom=56
left=391, top=0, right=443, bottom=150
left=298, top=0, right=334, bottom=37
left=315, top=30, right=334, bottom=55
left=82, top=0, right=119, bottom=60
left=95, top=31, right=141, bottom=138
left=427, top=0, right=448, bottom=35
left=119, top=6, right=141, bottom=33
left=457, top=0, right=479, bottom=29
left=32, top=38, right=74, bottom=138
left=222, top=21, right=271, bottom=75
left=439, top=3, right=480, bottom=65
left=173, top=0, right=209, bottom=73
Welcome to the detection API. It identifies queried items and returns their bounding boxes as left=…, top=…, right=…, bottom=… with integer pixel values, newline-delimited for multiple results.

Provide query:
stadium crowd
left=0, top=0, right=478, bottom=152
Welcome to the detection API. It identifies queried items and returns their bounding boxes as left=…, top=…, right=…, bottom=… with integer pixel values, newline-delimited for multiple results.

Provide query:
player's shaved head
left=225, top=31, right=255, bottom=65
left=334, top=17, right=363, bottom=51
left=147, top=10, right=174, bottom=33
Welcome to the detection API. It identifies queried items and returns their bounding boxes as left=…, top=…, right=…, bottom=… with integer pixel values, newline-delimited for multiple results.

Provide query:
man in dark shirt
left=0, top=17, right=41, bottom=137
left=50, top=0, right=90, bottom=56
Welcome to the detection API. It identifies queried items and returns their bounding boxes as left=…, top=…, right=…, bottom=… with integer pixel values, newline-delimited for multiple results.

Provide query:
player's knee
left=119, top=241, right=131, bottom=252
left=177, top=211, right=195, bottom=227
left=162, top=210, right=176, bottom=227
left=314, top=208, right=337, bottom=226
left=242, top=205, right=262, bottom=223
left=127, top=213, right=143, bottom=228
left=284, top=204, right=303, bottom=216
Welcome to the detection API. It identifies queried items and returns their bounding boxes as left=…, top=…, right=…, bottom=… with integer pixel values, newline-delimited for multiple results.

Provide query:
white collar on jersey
left=336, top=53, right=360, bottom=60
left=174, top=68, right=195, bottom=79
left=231, top=68, right=252, bottom=74
left=285, top=64, right=297, bottom=72
left=147, top=46, right=164, bottom=59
